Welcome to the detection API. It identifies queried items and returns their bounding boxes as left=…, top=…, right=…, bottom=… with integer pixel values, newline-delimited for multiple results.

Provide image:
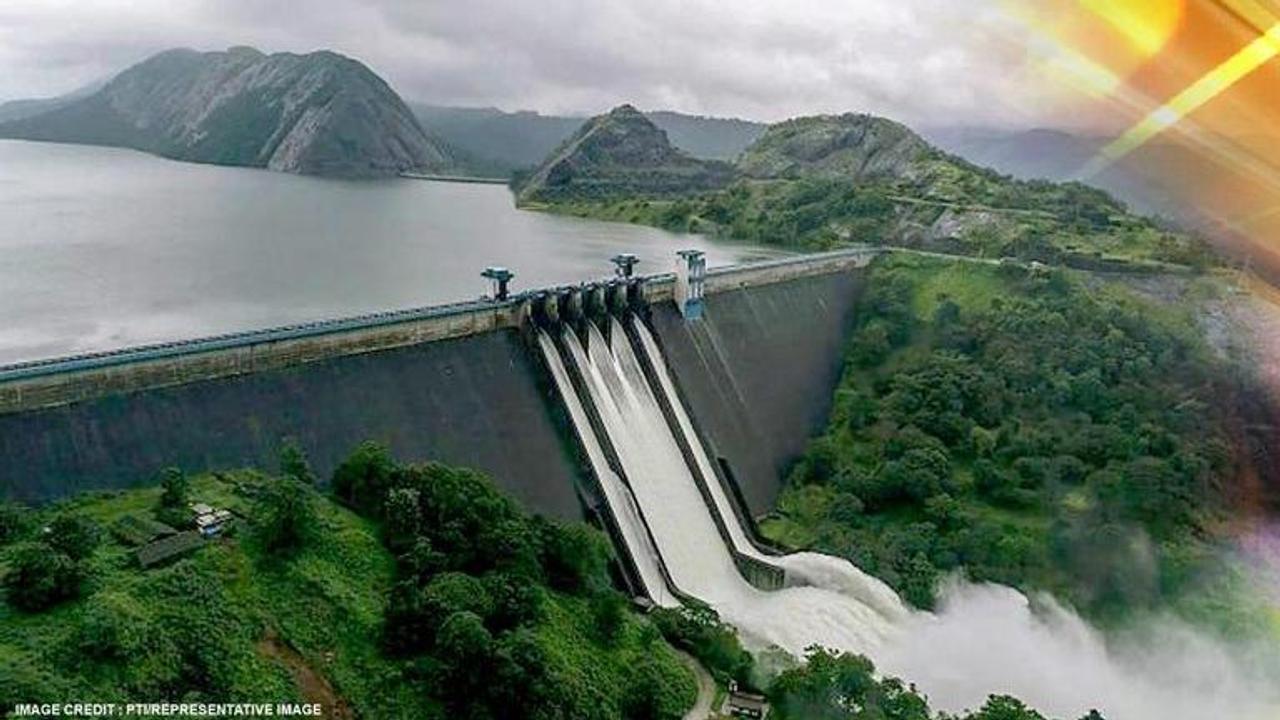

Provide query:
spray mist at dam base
left=539, top=313, right=1280, bottom=720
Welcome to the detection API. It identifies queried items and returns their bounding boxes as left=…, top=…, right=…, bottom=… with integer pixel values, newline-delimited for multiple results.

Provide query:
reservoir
left=0, top=139, right=774, bottom=365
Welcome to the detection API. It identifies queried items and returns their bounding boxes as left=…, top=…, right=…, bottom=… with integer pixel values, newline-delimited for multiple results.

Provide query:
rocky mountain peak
left=737, top=112, right=933, bottom=181
left=0, top=47, right=453, bottom=178
left=515, top=104, right=735, bottom=203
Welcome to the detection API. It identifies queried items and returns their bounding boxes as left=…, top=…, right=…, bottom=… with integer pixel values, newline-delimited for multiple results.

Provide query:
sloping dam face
left=650, top=270, right=864, bottom=516
left=0, top=249, right=874, bottom=522
left=0, top=330, right=584, bottom=516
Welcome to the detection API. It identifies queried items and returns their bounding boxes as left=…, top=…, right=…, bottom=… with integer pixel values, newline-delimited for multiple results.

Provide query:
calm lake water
left=0, top=140, right=778, bottom=365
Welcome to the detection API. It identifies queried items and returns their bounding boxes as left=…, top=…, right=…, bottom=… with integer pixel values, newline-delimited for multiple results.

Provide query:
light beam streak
left=1083, top=21, right=1280, bottom=176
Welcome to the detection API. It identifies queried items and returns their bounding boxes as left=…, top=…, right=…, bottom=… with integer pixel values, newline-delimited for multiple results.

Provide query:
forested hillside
left=528, top=110, right=1213, bottom=270
left=764, top=254, right=1266, bottom=633
left=2, top=443, right=1080, bottom=719
left=1, top=450, right=696, bottom=719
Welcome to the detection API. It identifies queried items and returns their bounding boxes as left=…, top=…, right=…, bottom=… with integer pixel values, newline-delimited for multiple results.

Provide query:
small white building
left=190, top=503, right=233, bottom=537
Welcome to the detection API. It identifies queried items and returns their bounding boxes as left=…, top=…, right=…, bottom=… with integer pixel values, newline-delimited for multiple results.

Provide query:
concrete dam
left=0, top=247, right=876, bottom=519
left=2, top=243, right=927, bottom=656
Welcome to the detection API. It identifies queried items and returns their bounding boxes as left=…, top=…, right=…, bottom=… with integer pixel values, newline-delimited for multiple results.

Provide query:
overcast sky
left=0, top=0, right=1070, bottom=128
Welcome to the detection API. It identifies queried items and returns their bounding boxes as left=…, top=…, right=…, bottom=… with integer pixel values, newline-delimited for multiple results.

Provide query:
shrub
left=279, top=438, right=317, bottom=486
left=79, top=590, right=151, bottom=659
left=255, top=478, right=316, bottom=557
left=5, top=542, right=83, bottom=611
left=590, top=592, right=628, bottom=644
left=46, top=513, right=101, bottom=561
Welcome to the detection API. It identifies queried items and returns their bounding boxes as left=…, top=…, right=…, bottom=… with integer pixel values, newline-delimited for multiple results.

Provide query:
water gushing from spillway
left=549, top=316, right=904, bottom=654
left=537, top=330, right=675, bottom=607
left=540, top=314, right=1280, bottom=720
left=631, top=316, right=910, bottom=621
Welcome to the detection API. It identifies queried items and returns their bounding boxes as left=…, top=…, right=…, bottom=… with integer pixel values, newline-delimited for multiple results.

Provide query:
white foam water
left=537, top=329, right=675, bottom=606
left=556, top=318, right=902, bottom=653
left=541, top=316, right=1280, bottom=720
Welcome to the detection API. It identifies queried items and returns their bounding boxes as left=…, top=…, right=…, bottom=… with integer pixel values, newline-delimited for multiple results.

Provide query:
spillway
left=631, top=315, right=910, bottom=621
left=541, top=312, right=908, bottom=656
left=537, top=330, right=676, bottom=606
left=542, top=314, right=1280, bottom=720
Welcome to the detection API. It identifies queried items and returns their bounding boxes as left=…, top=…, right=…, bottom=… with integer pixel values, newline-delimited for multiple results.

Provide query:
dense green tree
left=482, top=571, right=545, bottom=632
left=155, top=466, right=190, bottom=527
left=255, top=477, right=316, bottom=557
left=962, top=695, right=1047, bottom=720
left=78, top=590, right=151, bottom=659
left=623, top=654, right=694, bottom=720
left=279, top=438, right=317, bottom=486
left=331, top=441, right=397, bottom=514
left=652, top=604, right=754, bottom=685
left=46, top=513, right=101, bottom=561
left=590, top=592, right=628, bottom=644
left=769, top=648, right=929, bottom=720
left=383, top=486, right=422, bottom=552
left=4, top=541, right=83, bottom=611
left=487, top=628, right=559, bottom=718
left=433, top=610, right=495, bottom=709
left=534, top=517, right=611, bottom=595
left=158, top=466, right=188, bottom=508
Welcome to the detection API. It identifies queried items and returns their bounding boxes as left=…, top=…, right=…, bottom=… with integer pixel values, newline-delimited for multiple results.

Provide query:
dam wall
left=0, top=329, right=587, bottom=516
left=0, top=247, right=878, bottom=515
left=648, top=269, right=867, bottom=517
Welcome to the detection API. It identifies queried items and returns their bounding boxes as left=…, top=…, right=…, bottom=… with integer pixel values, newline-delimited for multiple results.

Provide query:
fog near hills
left=418, top=100, right=1212, bottom=247
left=0, top=78, right=107, bottom=123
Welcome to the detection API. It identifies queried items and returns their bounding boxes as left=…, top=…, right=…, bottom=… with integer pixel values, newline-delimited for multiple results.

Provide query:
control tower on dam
left=0, top=247, right=880, bottom=533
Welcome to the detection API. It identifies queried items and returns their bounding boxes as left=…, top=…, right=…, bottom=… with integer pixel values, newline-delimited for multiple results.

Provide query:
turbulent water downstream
left=541, top=313, right=1280, bottom=720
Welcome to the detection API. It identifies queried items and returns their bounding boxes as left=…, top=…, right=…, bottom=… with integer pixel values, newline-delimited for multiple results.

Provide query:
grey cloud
left=0, top=0, right=1053, bottom=128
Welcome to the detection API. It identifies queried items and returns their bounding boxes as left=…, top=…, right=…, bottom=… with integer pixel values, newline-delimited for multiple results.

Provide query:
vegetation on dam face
left=763, top=254, right=1269, bottom=632
left=2, top=444, right=1079, bottom=719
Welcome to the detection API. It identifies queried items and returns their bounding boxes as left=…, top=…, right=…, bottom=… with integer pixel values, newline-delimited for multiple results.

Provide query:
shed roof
left=112, top=514, right=178, bottom=546
left=136, top=530, right=204, bottom=567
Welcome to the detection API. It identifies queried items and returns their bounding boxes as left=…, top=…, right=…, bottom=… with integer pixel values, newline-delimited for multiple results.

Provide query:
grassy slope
left=0, top=472, right=694, bottom=717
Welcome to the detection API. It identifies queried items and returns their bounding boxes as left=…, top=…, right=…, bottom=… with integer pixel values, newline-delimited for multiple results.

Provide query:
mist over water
left=544, top=315, right=1280, bottom=720
left=881, top=580, right=1280, bottom=719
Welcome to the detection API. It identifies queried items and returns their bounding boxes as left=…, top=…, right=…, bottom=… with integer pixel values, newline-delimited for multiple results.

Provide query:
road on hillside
left=677, top=650, right=716, bottom=720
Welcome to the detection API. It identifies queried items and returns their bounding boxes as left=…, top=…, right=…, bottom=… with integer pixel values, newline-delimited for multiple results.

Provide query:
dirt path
left=676, top=650, right=717, bottom=720
left=257, top=630, right=354, bottom=720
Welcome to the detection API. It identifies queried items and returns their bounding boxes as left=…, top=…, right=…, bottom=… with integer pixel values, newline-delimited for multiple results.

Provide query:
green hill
left=736, top=113, right=932, bottom=182
left=409, top=104, right=765, bottom=176
left=763, top=253, right=1276, bottom=636
left=514, top=104, right=736, bottom=204
left=0, top=47, right=453, bottom=178
left=522, top=109, right=1213, bottom=269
